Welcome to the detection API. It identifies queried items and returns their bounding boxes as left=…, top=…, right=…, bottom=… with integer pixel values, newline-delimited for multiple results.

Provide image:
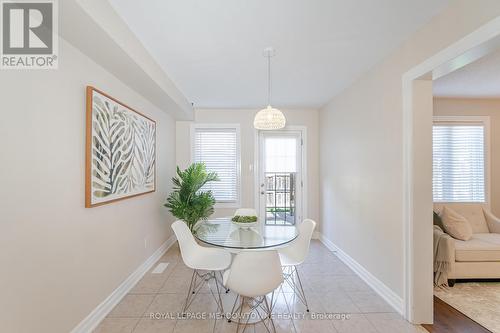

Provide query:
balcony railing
left=265, top=172, right=296, bottom=225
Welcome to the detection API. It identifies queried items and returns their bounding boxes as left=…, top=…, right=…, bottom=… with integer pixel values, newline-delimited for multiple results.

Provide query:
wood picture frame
left=85, top=86, right=156, bottom=208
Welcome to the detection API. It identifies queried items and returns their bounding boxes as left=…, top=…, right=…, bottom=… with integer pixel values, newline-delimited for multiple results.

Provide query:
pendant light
left=253, top=47, right=286, bottom=130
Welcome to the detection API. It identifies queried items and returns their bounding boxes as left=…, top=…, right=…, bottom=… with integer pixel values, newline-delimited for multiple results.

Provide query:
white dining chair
left=171, top=220, right=232, bottom=314
left=234, top=208, right=258, bottom=216
left=278, top=219, right=316, bottom=312
left=223, top=250, right=283, bottom=333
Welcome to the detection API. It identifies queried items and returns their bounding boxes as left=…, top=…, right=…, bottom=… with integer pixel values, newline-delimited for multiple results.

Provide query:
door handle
left=260, top=191, right=265, bottom=195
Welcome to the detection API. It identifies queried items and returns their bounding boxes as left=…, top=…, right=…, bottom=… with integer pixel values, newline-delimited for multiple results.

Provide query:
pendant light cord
left=267, top=53, right=271, bottom=106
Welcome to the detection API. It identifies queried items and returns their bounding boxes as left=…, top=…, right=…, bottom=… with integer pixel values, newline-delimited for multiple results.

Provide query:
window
left=433, top=117, right=489, bottom=203
left=192, top=125, right=240, bottom=205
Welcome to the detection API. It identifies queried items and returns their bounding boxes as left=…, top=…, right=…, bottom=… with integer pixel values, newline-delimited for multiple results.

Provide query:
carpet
left=434, top=281, right=500, bottom=333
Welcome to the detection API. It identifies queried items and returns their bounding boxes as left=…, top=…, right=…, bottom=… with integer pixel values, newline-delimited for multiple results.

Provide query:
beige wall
left=176, top=109, right=319, bottom=223
left=0, top=38, right=176, bottom=333
left=434, top=97, right=500, bottom=215
left=319, top=0, right=500, bottom=302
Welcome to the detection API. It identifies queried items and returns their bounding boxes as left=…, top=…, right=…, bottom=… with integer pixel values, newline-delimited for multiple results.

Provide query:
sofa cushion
left=434, top=203, right=490, bottom=234
left=455, top=233, right=500, bottom=262
left=439, top=206, right=473, bottom=241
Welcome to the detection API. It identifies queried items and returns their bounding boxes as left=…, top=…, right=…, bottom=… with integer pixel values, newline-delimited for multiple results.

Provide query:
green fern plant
left=164, top=163, right=219, bottom=232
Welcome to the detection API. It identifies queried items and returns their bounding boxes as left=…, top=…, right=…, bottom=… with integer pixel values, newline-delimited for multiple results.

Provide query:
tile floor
left=94, top=240, right=426, bottom=333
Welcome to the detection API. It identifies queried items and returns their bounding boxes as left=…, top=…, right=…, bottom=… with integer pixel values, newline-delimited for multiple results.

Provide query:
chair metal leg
left=229, top=294, right=276, bottom=332
left=182, top=269, right=225, bottom=316
left=263, top=296, right=276, bottom=333
left=235, top=296, right=246, bottom=333
left=283, top=265, right=309, bottom=312
left=228, top=294, right=239, bottom=323
left=182, top=270, right=198, bottom=315
left=217, top=270, right=230, bottom=293
left=211, top=271, right=224, bottom=314
left=250, top=295, right=276, bottom=333
left=294, top=266, right=309, bottom=312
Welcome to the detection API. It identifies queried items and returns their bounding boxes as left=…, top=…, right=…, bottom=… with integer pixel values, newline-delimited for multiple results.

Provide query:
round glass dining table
left=194, top=217, right=298, bottom=250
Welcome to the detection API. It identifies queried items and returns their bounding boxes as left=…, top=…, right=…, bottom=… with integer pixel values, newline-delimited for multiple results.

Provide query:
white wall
left=176, top=109, right=319, bottom=223
left=0, top=38, right=176, bottom=333
left=434, top=97, right=500, bottom=215
left=319, top=0, right=500, bottom=302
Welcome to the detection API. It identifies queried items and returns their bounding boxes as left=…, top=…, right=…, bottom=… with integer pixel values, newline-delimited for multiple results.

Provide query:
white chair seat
left=278, top=219, right=316, bottom=266
left=186, top=247, right=231, bottom=271
left=223, top=250, right=283, bottom=332
left=172, top=220, right=231, bottom=271
left=171, top=220, right=231, bottom=314
left=277, top=219, right=316, bottom=312
left=278, top=251, right=301, bottom=266
left=224, top=250, right=283, bottom=298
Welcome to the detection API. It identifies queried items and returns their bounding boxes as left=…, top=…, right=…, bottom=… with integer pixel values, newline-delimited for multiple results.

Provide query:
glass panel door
left=259, top=131, right=302, bottom=225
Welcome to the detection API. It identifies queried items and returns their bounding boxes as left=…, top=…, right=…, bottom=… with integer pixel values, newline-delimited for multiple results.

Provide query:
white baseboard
left=71, top=235, right=177, bottom=333
left=318, top=233, right=404, bottom=314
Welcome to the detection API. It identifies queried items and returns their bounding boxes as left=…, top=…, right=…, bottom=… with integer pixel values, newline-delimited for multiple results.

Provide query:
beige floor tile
left=318, top=291, right=360, bottom=314
left=365, top=312, right=423, bottom=333
left=213, top=319, right=246, bottom=333
left=335, top=275, right=372, bottom=293
left=254, top=318, right=295, bottom=333
left=130, top=275, right=169, bottom=294
left=169, top=263, right=193, bottom=278
left=304, top=252, right=341, bottom=265
left=348, top=291, right=395, bottom=313
left=299, top=262, right=354, bottom=277
left=144, top=293, right=185, bottom=318
left=93, top=318, right=139, bottom=333
left=108, top=294, right=155, bottom=318
left=160, top=250, right=181, bottom=263
left=332, top=314, right=377, bottom=333
left=133, top=317, right=177, bottom=333
left=173, top=318, right=217, bottom=333
left=149, top=260, right=177, bottom=276
left=99, top=240, right=408, bottom=333
left=294, top=318, right=338, bottom=332
left=282, top=291, right=326, bottom=317
left=303, top=274, right=346, bottom=293
left=186, top=293, right=219, bottom=314
left=159, top=272, right=213, bottom=294
left=306, top=253, right=336, bottom=262
left=159, top=274, right=193, bottom=294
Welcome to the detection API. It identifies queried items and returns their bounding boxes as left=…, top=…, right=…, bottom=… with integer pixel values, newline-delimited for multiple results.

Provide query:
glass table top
left=194, top=217, right=299, bottom=249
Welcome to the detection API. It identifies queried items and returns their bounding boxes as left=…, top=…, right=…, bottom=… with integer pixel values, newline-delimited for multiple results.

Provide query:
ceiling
left=434, top=48, right=500, bottom=98
left=109, top=0, right=449, bottom=109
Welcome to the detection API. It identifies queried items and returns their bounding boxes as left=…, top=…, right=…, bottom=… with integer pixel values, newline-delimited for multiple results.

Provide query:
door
left=258, top=130, right=303, bottom=225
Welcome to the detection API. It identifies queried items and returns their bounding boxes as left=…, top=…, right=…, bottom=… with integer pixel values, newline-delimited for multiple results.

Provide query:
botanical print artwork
left=86, top=87, right=156, bottom=207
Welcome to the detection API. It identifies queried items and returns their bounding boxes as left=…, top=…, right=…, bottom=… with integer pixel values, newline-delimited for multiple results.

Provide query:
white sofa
left=434, top=203, right=500, bottom=285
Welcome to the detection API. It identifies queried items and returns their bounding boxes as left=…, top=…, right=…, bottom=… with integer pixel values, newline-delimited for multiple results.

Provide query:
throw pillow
left=439, top=206, right=473, bottom=241
left=433, top=211, right=445, bottom=230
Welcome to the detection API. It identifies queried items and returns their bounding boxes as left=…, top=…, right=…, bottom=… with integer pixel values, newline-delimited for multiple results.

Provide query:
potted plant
left=164, top=163, right=219, bottom=233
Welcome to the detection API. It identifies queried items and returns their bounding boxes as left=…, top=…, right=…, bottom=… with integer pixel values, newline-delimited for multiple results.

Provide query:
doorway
left=257, top=130, right=304, bottom=226
left=403, top=18, right=500, bottom=324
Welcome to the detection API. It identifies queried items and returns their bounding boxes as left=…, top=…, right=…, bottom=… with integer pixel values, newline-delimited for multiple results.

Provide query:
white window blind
left=433, top=123, right=485, bottom=202
left=193, top=127, right=239, bottom=203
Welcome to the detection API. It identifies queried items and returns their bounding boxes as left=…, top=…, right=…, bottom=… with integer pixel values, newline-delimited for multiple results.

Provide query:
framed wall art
left=85, top=86, right=156, bottom=207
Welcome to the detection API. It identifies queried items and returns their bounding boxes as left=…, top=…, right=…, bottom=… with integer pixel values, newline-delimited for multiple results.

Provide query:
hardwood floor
left=422, top=296, right=491, bottom=333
